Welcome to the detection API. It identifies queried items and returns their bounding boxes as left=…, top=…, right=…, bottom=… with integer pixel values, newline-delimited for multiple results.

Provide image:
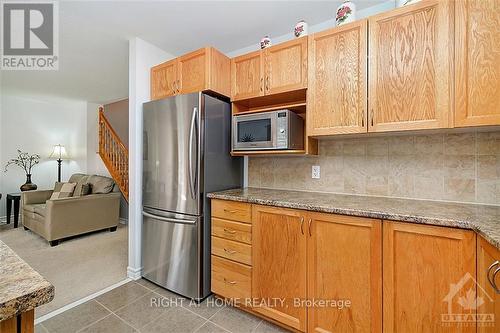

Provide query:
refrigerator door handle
left=188, top=107, right=198, bottom=199
left=142, top=211, right=197, bottom=225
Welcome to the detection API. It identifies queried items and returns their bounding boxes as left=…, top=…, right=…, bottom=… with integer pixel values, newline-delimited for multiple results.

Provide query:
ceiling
left=0, top=0, right=384, bottom=104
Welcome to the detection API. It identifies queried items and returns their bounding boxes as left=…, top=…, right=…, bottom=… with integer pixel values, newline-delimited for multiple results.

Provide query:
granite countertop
left=208, top=187, right=500, bottom=250
left=0, top=240, right=54, bottom=321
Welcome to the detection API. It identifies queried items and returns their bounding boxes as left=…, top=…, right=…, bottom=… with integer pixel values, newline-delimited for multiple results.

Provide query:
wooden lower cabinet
left=0, top=310, right=34, bottom=333
left=477, top=236, right=500, bottom=332
left=383, top=221, right=476, bottom=333
left=307, top=212, right=382, bottom=333
left=252, top=205, right=307, bottom=331
left=211, top=200, right=493, bottom=333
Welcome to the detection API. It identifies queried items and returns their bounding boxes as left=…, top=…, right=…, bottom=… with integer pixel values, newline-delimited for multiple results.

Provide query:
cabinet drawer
left=212, top=218, right=252, bottom=244
left=212, top=200, right=251, bottom=223
left=211, top=255, right=251, bottom=300
left=212, top=236, right=252, bottom=265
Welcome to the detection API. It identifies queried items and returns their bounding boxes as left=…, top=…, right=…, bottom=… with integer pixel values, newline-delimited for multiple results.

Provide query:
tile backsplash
left=248, top=131, right=500, bottom=205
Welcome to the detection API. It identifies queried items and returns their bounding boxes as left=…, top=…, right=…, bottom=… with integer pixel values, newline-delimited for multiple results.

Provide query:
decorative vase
left=260, top=36, right=272, bottom=49
left=396, top=0, right=421, bottom=7
left=294, top=20, right=308, bottom=38
left=336, top=0, right=356, bottom=26
left=20, top=174, right=37, bottom=192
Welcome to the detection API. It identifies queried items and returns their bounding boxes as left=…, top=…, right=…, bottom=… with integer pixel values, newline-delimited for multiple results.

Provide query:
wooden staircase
left=98, top=107, right=129, bottom=200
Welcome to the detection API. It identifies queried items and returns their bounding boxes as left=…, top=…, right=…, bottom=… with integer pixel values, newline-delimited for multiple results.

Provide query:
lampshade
left=49, top=144, right=68, bottom=160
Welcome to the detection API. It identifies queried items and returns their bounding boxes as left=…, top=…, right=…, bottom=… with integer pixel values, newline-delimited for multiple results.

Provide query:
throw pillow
left=73, top=175, right=90, bottom=197
left=50, top=182, right=76, bottom=200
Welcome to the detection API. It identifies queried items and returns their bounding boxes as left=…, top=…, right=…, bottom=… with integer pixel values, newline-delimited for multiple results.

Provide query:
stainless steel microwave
left=232, top=110, right=304, bottom=151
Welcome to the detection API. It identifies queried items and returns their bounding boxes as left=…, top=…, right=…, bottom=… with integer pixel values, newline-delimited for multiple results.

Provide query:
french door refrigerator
left=142, top=92, right=242, bottom=300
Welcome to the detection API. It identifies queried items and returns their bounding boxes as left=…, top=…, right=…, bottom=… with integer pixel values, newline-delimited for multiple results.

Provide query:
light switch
left=312, top=165, right=320, bottom=179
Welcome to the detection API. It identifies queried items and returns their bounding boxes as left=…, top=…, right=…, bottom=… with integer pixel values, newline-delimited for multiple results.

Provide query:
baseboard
left=119, top=218, right=128, bottom=225
left=0, top=215, right=14, bottom=224
left=35, top=278, right=131, bottom=324
left=127, top=266, right=142, bottom=280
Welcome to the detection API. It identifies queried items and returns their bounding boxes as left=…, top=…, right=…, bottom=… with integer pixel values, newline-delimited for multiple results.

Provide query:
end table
left=7, top=193, right=21, bottom=228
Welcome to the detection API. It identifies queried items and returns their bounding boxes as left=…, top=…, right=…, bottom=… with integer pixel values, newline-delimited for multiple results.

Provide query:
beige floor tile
left=140, top=306, right=206, bottom=333
left=114, top=292, right=170, bottom=329
left=79, top=314, right=137, bottom=333
left=94, top=282, right=149, bottom=311
left=42, top=300, right=110, bottom=333
left=35, top=324, right=48, bottom=333
left=135, top=278, right=161, bottom=292
left=210, top=306, right=262, bottom=333
left=195, top=321, right=229, bottom=333
left=253, top=320, right=291, bottom=333
left=182, top=295, right=225, bottom=319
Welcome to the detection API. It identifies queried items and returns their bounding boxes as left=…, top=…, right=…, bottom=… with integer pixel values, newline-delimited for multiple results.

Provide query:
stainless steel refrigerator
left=141, top=92, right=242, bottom=300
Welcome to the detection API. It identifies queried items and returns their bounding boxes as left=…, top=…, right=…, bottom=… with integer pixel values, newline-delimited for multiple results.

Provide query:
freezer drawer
left=141, top=210, right=203, bottom=299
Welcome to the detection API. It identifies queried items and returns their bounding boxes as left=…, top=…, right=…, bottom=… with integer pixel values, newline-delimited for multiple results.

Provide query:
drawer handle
left=224, top=248, right=237, bottom=254
left=223, top=228, right=237, bottom=234
left=224, top=209, right=237, bottom=213
left=224, top=278, right=237, bottom=285
left=488, top=261, right=500, bottom=294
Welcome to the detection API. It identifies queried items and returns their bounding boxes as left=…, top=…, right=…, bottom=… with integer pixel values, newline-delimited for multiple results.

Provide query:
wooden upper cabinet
left=455, top=0, right=500, bottom=127
left=150, top=47, right=230, bottom=100
left=264, top=37, right=308, bottom=95
left=477, top=236, right=500, bottom=333
left=307, top=212, right=381, bottom=333
left=383, top=221, right=476, bottom=333
left=308, top=20, right=367, bottom=136
left=178, top=48, right=208, bottom=94
left=231, top=50, right=264, bottom=101
left=150, top=59, right=177, bottom=100
left=368, top=0, right=453, bottom=132
left=252, top=205, right=307, bottom=332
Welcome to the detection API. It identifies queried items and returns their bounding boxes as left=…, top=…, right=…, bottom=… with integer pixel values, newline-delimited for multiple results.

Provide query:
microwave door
left=233, top=114, right=277, bottom=150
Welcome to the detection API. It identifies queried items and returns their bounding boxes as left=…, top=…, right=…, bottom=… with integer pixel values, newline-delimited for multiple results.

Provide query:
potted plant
left=4, top=150, right=41, bottom=191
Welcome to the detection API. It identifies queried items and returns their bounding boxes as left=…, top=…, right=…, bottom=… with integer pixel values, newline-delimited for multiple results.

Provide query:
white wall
left=0, top=92, right=88, bottom=217
left=227, top=1, right=395, bottom=57
left=128, top=37, right=174, bottom=279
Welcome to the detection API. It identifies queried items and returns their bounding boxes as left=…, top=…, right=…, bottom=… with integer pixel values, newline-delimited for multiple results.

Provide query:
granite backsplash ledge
left=248, top=131, right=500, bottom=205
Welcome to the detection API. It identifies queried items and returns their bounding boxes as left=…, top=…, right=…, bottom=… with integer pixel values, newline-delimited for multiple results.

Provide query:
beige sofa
left=22, top=174, right=121, bottom=246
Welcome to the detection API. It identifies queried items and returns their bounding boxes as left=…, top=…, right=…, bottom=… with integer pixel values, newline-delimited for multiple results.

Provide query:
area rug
left=0, top=223, right=128, bottom=317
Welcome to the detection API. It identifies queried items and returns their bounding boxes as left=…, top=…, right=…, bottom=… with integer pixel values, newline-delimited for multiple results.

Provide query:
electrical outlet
left=312, top=165, right=320, bottom=179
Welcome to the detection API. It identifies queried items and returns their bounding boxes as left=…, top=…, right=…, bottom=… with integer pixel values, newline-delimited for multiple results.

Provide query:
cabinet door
left=307, top=212, right=381, bottom=333
left=264, top=37, right=308, bottom=95
left=308, top=20, right=367, bottom=136
left=150, top=59, right=177, bottom=100
left=477, top=236, right=500, bottom=333
left=455, top=0, right=500, bottom=127
left=368, top=0, right=452, bottom=132
left=383, top=221, right=476, bottom=333
left=252, top=205, right=307, bottom=331
left=178, top=48, right=208, bottom=94
left=231, top=50, right=264, bottom=101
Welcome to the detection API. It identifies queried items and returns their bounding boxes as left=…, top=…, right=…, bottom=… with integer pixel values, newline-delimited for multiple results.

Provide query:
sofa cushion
left=73, top=176, right=91, bottom=197
left=88, top=175, right=115, bottom=194
left=50, top=182, right=76, bottom=200
left=69, top=173, right=87, bottom=183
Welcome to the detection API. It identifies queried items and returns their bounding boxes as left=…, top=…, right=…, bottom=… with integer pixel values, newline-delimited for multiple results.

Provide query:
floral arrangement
left=336, top=5, right=352, bottom=24
left=4, top=149, right=40, bottom=175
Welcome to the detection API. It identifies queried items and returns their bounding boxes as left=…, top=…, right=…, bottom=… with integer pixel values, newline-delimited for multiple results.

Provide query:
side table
left=6, top=193, right=21, bottom=228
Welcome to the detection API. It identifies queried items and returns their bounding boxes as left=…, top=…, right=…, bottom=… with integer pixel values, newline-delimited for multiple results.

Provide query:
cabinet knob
left=487, top=261, right=500, bottom=294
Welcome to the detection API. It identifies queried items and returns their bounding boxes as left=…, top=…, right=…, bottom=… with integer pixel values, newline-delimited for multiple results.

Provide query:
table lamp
left=49, top=144, right=68, bottom=182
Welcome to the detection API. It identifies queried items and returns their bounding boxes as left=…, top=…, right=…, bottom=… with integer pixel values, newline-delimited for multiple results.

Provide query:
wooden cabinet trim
left=368, top=0, right=453, bottom=133
left=383, top=220, right=476, bottom=333
left=454, top=0, right=500, bottom=127
left=264, top=36, right=308, bottom=95
left=307, top=20, right=368, bottom=137
left=231, top=50, right=264, bottom=101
